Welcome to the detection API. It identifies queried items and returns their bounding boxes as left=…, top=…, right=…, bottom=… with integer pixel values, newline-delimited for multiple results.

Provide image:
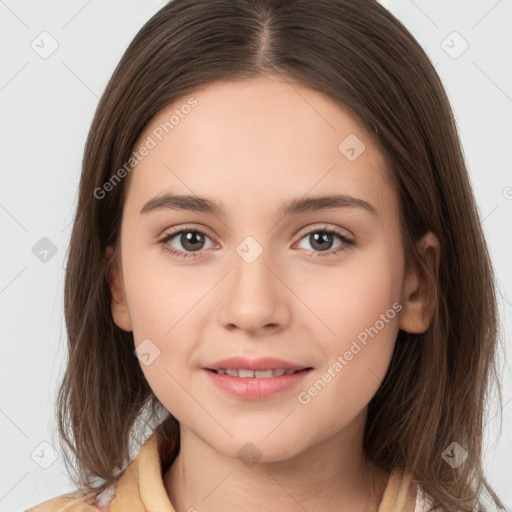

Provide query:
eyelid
left=160, top=223, right=218, bottom=243
left=294, top=222, right=353, bottom=240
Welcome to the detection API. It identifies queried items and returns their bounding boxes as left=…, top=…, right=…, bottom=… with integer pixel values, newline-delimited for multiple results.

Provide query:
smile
left=209, top=368, right=305, bottom=378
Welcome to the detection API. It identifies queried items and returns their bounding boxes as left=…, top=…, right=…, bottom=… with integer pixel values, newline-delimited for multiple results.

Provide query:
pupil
left=311, top=232, right=332, bottom=251
left=182, top=231, right=204, bottom=251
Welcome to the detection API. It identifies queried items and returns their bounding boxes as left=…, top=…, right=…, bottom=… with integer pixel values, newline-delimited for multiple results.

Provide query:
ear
left=399, top=231, right=440, bottom=334
left=105, top=245, right=133, bottom=332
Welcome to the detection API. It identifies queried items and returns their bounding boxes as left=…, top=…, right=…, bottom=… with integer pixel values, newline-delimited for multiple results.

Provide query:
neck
left=163, top=411, right=389, bottom=512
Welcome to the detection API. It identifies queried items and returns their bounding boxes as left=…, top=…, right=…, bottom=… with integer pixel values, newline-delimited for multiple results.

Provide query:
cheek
left=122, top=242, right=207, bottom=341
left=294, top=243, right=403, bottom=406
left=120, top=244, right=210, bottom=399
left=298, top=240, right=403, bottom=344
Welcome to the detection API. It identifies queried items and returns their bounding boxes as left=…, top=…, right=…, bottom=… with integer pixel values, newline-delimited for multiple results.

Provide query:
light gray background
left=1, top=1, right=511, bottom=511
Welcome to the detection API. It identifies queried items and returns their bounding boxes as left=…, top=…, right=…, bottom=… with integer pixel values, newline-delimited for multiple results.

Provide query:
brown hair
left=57, top=0, right=506, bottom=509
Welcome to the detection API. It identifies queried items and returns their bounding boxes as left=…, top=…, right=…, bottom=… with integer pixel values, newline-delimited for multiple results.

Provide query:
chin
left=205, top=431, right=309, bottom=465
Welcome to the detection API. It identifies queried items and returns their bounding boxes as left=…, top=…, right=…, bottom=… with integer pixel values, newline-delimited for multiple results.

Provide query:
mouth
left=205, top=368, right=312, bottom=378
left=205, top=356, right=312, bottom=373
left=203, top=357, right=313, bottom=400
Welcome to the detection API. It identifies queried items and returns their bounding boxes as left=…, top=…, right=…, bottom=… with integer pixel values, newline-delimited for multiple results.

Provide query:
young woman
left=26, top=0, right=507, bottom=510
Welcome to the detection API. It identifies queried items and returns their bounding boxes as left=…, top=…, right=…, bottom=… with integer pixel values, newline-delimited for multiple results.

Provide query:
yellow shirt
left=25, top=433, right=424, bottom=512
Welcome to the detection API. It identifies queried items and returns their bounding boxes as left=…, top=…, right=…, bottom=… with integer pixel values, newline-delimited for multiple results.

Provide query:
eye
left=158, top=224, right=354, bottom=260
left=158, top=225, right=216, bottom=259
left=295, top=225, right=354, bottom=257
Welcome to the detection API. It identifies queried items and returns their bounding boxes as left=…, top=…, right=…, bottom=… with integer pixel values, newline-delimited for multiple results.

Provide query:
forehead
left=124, top=76, right=397, bottom=222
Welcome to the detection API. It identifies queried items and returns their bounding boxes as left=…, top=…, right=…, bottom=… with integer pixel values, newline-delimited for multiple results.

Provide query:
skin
left=106, top=75, right=439, bottom=512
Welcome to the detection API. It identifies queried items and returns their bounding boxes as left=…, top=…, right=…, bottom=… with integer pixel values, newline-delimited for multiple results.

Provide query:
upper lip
left=205, top=357, right=310, bottom=371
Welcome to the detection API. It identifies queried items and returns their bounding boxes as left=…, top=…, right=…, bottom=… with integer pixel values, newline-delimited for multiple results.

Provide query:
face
left=107, top=76, right=434, bottom=462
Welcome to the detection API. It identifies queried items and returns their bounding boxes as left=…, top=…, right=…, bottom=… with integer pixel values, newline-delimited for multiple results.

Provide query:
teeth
left=254, top=370, right=274, bottom=378
left=268, top=369, right=286, bottom=377
left=214, top=368, right=298, bottom=378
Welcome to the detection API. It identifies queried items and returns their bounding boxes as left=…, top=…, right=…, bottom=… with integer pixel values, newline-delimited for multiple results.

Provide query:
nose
left=217, top=247, right=291, bottom=336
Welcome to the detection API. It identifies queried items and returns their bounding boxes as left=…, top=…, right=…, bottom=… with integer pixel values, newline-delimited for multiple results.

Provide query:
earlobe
left=398, top=231, right=440, bottom=334
left=105, top=245, right=133, bottom=332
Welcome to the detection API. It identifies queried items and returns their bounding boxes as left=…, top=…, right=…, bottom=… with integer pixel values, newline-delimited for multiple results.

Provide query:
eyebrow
left=140, top=193, right=378, bottom=218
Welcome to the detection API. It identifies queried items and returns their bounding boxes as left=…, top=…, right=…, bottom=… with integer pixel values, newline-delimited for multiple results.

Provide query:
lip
left=205, top=356, right=308, bottom=372
left=204, top=357, right=313, bottom=400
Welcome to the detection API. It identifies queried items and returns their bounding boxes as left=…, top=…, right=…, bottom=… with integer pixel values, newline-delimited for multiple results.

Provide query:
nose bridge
left=232, top=236, right=275, bottom=303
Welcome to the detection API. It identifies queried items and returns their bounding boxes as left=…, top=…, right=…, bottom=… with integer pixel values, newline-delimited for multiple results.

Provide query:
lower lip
left=204, top=369, right=312, bottom=400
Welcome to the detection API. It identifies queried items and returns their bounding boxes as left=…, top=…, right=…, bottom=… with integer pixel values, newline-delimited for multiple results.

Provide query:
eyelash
left=158, top=224, right=355, bottom=260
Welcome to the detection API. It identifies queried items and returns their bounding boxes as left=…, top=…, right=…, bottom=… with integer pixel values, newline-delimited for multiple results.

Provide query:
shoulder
left=24, top=483, right=116, bottom=512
